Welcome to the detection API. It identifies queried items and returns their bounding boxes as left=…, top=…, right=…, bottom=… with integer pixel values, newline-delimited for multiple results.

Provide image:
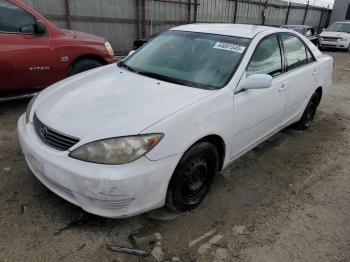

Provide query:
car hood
left=320, top=31, right=350, bottom=38
left=34, top=64, right=213, bottom=142
left=61, top=29, right=106, bottom=42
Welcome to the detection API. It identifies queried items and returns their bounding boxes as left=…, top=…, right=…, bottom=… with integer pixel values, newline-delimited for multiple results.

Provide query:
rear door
left=279, top=33, right=319, bottom=125
left=0, top=0, right=57, bottom=94
left=231, top=34, right=288, bottom=159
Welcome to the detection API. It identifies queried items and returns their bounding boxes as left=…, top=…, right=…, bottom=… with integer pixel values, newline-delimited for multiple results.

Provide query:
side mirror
left=35, top=20, right=47, bottom=35
left=20, top=24, right=36, bottom=34
left=127, top=50, right=136, bottom=57
left=322, top=28, right=325, bottom=32
left=240, top=74, right=272, bottom=90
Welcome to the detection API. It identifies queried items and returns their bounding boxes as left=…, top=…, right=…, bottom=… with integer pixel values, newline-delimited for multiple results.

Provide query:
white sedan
left=18, top=24, right=333, bottom=218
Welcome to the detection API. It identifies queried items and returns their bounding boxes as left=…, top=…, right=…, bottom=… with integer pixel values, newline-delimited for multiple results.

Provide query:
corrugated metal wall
left=21, top=0, right=331, bottom=55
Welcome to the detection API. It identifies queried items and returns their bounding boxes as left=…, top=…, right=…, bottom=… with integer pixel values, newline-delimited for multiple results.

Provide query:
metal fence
left=22, top=0, right=332, bottom=55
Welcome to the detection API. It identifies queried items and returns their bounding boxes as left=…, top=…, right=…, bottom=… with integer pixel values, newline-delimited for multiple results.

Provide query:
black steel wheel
left=166, top=142, right=219, bottom=212
left=294, top=92, right=319, bottom=130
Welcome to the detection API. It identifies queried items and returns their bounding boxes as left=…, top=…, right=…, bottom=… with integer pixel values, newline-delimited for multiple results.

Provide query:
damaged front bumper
left=17, top=115, right=180, bottom=218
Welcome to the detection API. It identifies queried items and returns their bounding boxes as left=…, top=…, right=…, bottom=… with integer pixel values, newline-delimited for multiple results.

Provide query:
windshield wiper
left=118, top=62, right=182, bottom=85
left=137, top=70, right=217, bottom=90
left=135, top=70, right=181, bottom=85
left=118, top=62, right=215, bottom=90
left=117, top=61, right=138, bottom=73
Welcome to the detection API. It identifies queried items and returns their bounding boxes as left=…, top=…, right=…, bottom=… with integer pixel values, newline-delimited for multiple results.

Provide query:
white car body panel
left=18, top=24, right=333, bottom=218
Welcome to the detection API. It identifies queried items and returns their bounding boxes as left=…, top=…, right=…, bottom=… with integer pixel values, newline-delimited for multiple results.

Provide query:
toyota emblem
left=40, top=126, right=48, bottom=138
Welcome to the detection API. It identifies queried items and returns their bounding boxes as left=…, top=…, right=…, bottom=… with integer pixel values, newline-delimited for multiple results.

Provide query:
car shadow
left=0, top=98, right=30, bottom=116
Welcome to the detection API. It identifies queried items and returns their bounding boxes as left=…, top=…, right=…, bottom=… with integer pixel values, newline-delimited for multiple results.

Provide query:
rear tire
left=166, top=142, right=219, bottom=212
left=68, top=58, right=103, bottom=76
left=293, top=92, right=319, bottom=130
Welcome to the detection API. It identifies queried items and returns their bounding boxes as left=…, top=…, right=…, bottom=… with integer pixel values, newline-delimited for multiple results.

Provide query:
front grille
left=322, top=37, right=339, bottom=42
left=33, top=114, right=80, bottom=151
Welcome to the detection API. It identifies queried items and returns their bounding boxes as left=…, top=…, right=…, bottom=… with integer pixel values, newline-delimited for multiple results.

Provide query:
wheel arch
left=165, top=133, right=227, bottom=211
left=67, top=54, right=108, bottom=76
left=315, top=86, right=323, bottom=106
left=191, top=134, right=226, bottom=172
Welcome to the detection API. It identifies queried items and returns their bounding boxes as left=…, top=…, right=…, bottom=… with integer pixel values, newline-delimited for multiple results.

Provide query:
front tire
left=68, top=58, right=103, bottom=76
left=166, top=142, right=219, bottom=212
left=294, top=92, right=319, bottom=130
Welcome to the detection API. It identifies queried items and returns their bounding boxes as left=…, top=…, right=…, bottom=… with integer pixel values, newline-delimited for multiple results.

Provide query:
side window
left=281, top=34, right=308, bottom=70
left=306, top=47, right=316, bottom=63
left=0, top=0, right=36, bottom=33
left=246, top=35, right=282, bottom=77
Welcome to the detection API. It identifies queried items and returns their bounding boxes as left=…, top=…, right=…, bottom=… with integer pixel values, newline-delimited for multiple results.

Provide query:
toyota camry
left=18, top=24, right=333, bottom=218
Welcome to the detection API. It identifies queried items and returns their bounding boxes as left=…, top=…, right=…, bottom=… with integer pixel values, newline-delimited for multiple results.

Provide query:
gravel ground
left=0, top=52, right=349, bottom=262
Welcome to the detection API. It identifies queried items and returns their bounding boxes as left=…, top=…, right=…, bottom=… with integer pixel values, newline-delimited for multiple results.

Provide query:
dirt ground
left=0, top=52, right=349, bottom=262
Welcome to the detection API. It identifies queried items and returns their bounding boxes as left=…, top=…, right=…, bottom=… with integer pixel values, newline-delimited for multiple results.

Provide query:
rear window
left=281, top=34, right=308, bottom=71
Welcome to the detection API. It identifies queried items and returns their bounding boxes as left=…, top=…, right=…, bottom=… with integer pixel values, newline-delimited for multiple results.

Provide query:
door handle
left=279, top=84, right=288, bottom=92
left=312, top=71, right=319, bottom=76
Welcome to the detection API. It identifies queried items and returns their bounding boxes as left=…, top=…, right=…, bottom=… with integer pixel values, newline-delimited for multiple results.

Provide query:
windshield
left=121, top=30, right=251, bottom=90
left=326, top=23, right=350, bottom=33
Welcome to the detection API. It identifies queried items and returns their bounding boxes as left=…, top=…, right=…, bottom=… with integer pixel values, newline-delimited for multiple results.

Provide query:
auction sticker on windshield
left=213, top=42, right=246, bottom=53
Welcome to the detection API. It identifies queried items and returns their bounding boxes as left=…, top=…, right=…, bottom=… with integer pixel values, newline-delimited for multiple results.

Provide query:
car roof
left=171, top=23, right=281, bottom=39
left=334, top=21, right=350, bottom=24
left=282, top=25, right=310, bottom=28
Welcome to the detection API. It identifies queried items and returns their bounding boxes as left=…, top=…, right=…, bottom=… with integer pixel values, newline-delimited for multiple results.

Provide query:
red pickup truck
left=0, top=0, right=116, bottom=101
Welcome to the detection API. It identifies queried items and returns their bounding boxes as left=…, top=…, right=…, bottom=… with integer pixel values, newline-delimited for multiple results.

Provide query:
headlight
left=105, top=42, right=114, bottom=57
left=25, top=94, right=39, bottom=124
left=338, top=38, right=347, bottom=42
left=319, top=37, right=323, bottom=41
left=69, top=134, right=163, bottom=165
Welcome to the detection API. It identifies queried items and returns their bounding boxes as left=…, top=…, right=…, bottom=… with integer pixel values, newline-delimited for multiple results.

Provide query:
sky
left=286, top=0, right=334, bottom=8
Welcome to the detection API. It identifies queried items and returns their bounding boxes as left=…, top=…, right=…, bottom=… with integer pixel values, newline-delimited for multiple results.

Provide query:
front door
left=231, top=34, right=288, bottom=159
left=0, top=0, right=57, bottom=94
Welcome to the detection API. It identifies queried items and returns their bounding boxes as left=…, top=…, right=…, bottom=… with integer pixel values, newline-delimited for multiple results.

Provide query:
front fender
left=143, top=88, right=234, bottom=166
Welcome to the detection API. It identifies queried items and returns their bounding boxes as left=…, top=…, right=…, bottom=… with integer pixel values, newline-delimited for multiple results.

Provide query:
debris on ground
left=154, top=232, right=162, bottom=240
left=197, top=234, right=223, bottom=255
left=232, top=225, right=247, bottom=235
left=151, top=232, right=165, bottom=261
left=151, top=245, right=165, bottom=261
left=214, top=248, right=229, bottom=261
left=3, top=167, right=11, bottom=173
left=109, top=245, right=149, bottom=257
left=188, top=229, right=216, bottom=248
left=20, top=204, right=27, bottom=214
left=53, top=217, right=93, bottom=235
